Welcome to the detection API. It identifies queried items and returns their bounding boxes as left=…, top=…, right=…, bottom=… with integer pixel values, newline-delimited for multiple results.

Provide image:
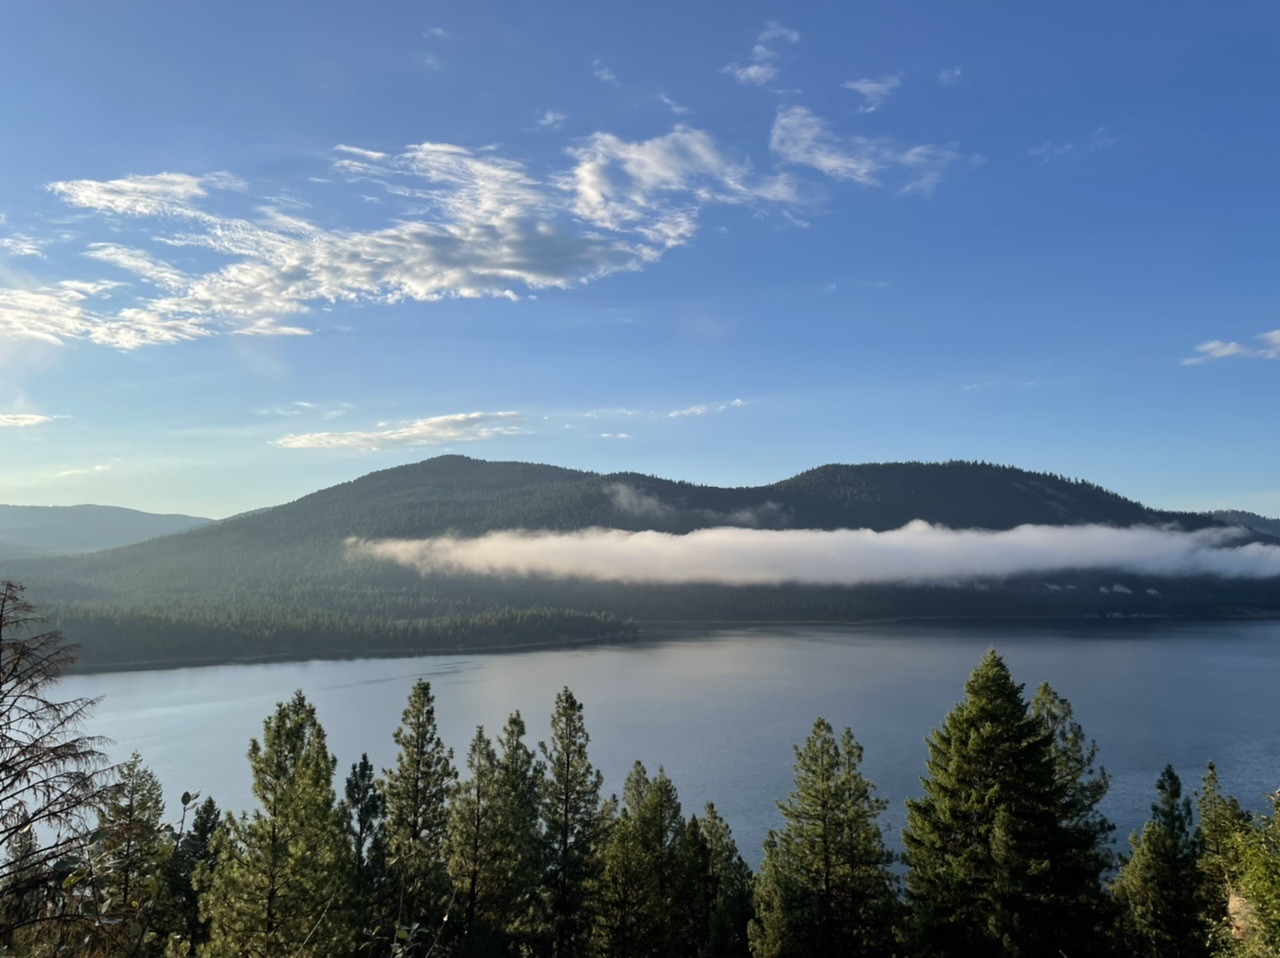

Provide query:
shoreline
left=61, top=611, right=1280, bottom=676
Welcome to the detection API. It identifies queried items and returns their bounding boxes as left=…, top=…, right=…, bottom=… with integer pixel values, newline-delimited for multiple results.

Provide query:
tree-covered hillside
left=4, top=456, right=1277, bottom=669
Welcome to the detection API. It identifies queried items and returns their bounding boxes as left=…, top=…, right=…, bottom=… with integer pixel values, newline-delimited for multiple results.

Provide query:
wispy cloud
left=54, top=464, right=111, bottom=478
left=722, top=21, right=799, bottom=86
left=770, top=105, right=959, bottom=195
left=0, top=234, right=49, bottom=257
left=599, top=432, right=631, bottom=439
left=1183, top=330, right=1280, bottom=365
left=668, top=398, right=747, bottom=417
left=7, top=128, right=796, bottom=349
left=272, top=410, right=524, bottom=450
left=842, top=75, right=902, bottom=112
left=350, top=522, right=1280, bottom=585
left=1029, top=127, right=1121, bottom=165
left=658, top=94, right=690, bottom=116
left=592, top=60, right=619, bottom=85
left=0, top=413, right=54, bottom=428
left=938, top=67, right=963, bottom=85
left=537, top=111, right=567, bottom=130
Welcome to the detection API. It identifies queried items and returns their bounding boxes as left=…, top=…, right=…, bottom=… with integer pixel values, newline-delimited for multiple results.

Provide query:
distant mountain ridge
left=1212, top=509, right=1280, bottom=539
left=6, top=456, right=1278, bottom=671
left=0, top=504, right=211, bottom=559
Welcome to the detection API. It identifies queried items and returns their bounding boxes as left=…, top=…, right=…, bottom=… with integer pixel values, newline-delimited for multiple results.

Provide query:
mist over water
left=62, top=620, right=1280, bottom=866
left=349, top=522, right=1280, bottom=585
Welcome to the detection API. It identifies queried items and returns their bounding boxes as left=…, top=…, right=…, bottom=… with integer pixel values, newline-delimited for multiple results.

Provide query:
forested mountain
left=5, top=456, right=1277, bottom=669
left=1211, top=508, right=1280, bottom=539
left=0, top=504, right=210, bottom=559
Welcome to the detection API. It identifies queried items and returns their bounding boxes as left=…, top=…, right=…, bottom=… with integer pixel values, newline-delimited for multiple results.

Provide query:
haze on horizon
left=0, top=0, right=1275, bottom=520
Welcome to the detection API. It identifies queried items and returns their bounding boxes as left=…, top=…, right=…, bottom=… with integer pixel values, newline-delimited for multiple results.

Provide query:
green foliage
left=749, top=718, right=897, bottom=958
left=1112, top=765, right=1208, bottom=958
left=698, top=803, right=754, bottom=958
left=344, top=753, right=389, bottom=950
left=540, top=687, right=604, bottom=958
left=902, top=649, right=1114, bottom=958
left=382, top=680, right=457, bottom=955
left=201, top=691, right=354, bottom=958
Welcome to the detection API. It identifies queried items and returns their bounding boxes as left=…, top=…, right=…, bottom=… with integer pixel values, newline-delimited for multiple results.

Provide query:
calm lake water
left=60, top=621, right=1280, bottom=865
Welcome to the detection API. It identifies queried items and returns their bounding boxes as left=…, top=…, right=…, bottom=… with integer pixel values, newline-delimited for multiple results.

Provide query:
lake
left=59, top=620, right=1280, bottom=865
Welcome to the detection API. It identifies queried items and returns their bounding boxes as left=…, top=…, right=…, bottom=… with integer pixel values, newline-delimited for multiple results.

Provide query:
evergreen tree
left=201, top=691, right=353, bottom=958
left=344, top=753, right=389, bottom=949
left=540, top=687, right=604, bottom=958
left=1112, top=765, right=1208, bottom=958
left=598, top=762, right=689, bottom=958
left=749, top=718, right=897, bottom=958
left=1226, top=799, right=1280, bottom=956
left=491, top=711, right=546, bottom=955
left=903, top=649, right=1113, bottom=958
left=1196, top=763, right=1250, bottom=952
left=447, top=726, right=503, bottom=958
left=92, top=752, right=172, bottom=955
left=382, top=679, right=457, bottom=954
left=172, top=795, right=220, bottom=951
left=698, top=803, right=753, bottom=958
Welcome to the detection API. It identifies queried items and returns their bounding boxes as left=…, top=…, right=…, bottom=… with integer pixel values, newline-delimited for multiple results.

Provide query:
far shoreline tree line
left=2, top=579, right=1280, bottom=957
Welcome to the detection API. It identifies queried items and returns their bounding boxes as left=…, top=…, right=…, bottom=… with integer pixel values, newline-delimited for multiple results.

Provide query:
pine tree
left=903, top=649, right=1113, bottom=958
left=1112, top=765, right=1208, bottom=958
left=447, top=726, right=503, bottom=958
left=1196, top=763, right=1250, bottom=951
left=491, top=711, right=546, bottom=955
left=201, top=691, right=353, bottom=958
left=749, top=718, right=897, bottom=958
left=540, top=687, right=604, bottom=958
left=698, top=803, right=753, bottom=958
left=598, top=762, right=688, bottom=958
left=92, top=752, right=172, bottom=955
left=172, top=795, right=220, bottom=951
left=344, top=753, right=389, bottom=949
left=382, top=679, right=457, bottom=955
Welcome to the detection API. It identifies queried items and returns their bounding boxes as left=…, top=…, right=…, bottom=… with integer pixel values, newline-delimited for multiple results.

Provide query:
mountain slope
left=0, top=504, right=212, bottom=559
left=8, top=456, right=1276, bottom=671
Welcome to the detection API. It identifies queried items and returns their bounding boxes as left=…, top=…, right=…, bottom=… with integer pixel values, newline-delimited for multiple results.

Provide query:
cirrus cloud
left=272, top=411, right=524, bottom=450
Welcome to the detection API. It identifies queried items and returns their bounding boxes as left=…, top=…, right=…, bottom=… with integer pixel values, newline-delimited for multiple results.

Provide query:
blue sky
left=0, top=0, right=1276, bottom=519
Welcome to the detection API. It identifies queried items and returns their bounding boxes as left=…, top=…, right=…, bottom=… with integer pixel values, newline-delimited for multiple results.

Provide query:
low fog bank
left=347, top=522, right=1280, bottom=586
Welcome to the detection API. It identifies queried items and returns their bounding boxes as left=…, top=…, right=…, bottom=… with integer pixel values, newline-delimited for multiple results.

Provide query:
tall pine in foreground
left=903, top=649, right=1113, bottom=958
left=201, top=691, right=354, bottom=958
left=1112, top=765, right=1208, bottom=958
left=383, top=679, right=457, bottom=955
left=749, top=718, right=897, bottom=958
left=540, top=687, right=604, bottom=958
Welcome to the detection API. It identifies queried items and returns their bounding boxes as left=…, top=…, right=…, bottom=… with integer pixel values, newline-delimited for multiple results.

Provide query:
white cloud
left=9, top=129, right=795, bottom=349
left=939, top=67, right=963, bottom=85
left=48, top=171, right=244, bottom=217
left=231, top=319, right=313, bottom=337
left=1183, top=330, right=1280, bottom=365
left=85, top=243, right=187, bottom=290
left=600, top=432, right=631, bottom=439
left=537, top=111, right=567, bottom=130
left=770, top=105, right=959, bottom=195
left=842, top=75, right=902, bottom=112
left=334, top=144, right=390, bottom=161
left=658, top=94, right=690, bottom=116
left=0, top=234, right=48, bottom=257
left=0, top=413, right=53, bottom=428
left=669, top=398, right=746, bottom=417
left=350, top=522, right=1280, bottom=585
left=592, top=61, right=619, bottom=85
left=564, top=126, right=794, bottom=244
left=723, top=21, right=799, bottom=86
left=54, top=464, right=111, bottom=478
left=272, top=410, right=524, bottom=450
